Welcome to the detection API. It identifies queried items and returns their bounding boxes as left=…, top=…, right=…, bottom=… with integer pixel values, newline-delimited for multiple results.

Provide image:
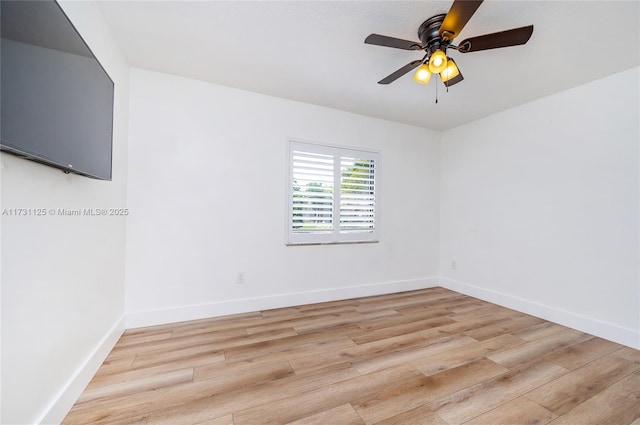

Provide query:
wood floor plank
left=223, top=327, right=359, bottom=363
left=447, top=304, right=515, bottom=322
left=356, top=288, right=458, bottom=311
left=193, top=360, right=295, bottom=395
left=107, top=327, right=248, bottom=360
left=69, top=362, right=295, bottom=419
left=350, top=316, right=456, bottom=345
left=113, top=414, right=149, bottom=425
left=300, top=304, right=359, bottom=317
left=259, top=306, right=304, bottom=320
left=232, top=364, right=420, bottom=425
left=76, top=368, right=194, bottom=404
left=543, top=336, right=622, bottom=370
left=371, top=405, right=448, bottom=425
left=514, top=321, right=577, bottom=341
left=546, top=372, right=640, bottom=425
left=421, top=358, right=509, bottom=402
left=168, top=313, right=265, bottom=338
left=129, top=327, right=297, bottom=369
left=525, top=352, right=640, bottom=415
left=66, top=362, right=357, bottom=425
left=294, top=309, right=398, bottom=333
left=145, top=363, right=360, bottom=425
left=226, top=335, right=357, bottom=370
left=430, top=360, right=568, bottom=425
left=356, top=307, right=452, bottom=332
left=350, top=373, right=437, bottom=424
left=353, top=334, right=477, bottom=375
left=63, top=288, right=640, bottom=425
left=615, top=346, right=640, bottom=363
left=356, top=292, right=462, bottom=313
left=356, top=297, right=436, bottom=314
left=91, top=355, right=224, bottom=387
left=394, top=302, right=456, bottom=316
left=463, top=314, right=545, bottom=341
left=434, top=313, right=514, bottom=336
left=131, top=345, right=226, bottom=369
left=412, top=333, right=525, bottom=376
left=445, top=299, right=489, bottom=314
left=288, top=327, right=460, bottom=373
left=92, top=355, right=136, bottom=377
left=192, top=361, right=295, bottom=391
left=245, top=309, right=360, bottom=334
left=194, top=414, right=234, bottom=425
left=116, top=331, right=173, bottom=347
left=125, top=311, right=260, bottom=338
left=150, top=412, right=234, bottom=425
left=487, top=329, right=591, bottom=368
left=285, top=404, right=365, bottom=425
left=462, top=397, right=556, bottom=425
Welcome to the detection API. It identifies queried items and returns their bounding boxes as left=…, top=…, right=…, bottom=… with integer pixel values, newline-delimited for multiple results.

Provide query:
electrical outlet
left=451, top=261, right=457, bottom=270
left=237, top=272, right=245, bottom=284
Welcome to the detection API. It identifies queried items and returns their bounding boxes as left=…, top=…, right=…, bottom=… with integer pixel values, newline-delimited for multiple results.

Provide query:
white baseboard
left=37, top=315, right=126, bottom=425
left=440, top=276, right=640, bottom=350
left=126, top=277, right=439, bottom=329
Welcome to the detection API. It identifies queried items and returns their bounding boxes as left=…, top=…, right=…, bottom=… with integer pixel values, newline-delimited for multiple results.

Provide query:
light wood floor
left=63, top=288, right=640, bottom=425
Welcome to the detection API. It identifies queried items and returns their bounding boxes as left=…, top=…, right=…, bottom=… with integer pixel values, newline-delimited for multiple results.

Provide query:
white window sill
left=286, top=240, right=379, bottom=246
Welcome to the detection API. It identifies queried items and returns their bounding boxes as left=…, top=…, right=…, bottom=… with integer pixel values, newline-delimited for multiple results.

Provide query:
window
left=287, top=140, right=379, bottom=245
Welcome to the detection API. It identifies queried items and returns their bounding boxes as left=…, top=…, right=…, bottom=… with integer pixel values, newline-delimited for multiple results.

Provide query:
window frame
left=286, top=139, right=380, bottom=245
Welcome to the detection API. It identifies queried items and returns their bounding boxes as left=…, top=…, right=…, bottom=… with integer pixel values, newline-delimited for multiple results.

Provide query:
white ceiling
left=97, top=1, right=640, bottom=131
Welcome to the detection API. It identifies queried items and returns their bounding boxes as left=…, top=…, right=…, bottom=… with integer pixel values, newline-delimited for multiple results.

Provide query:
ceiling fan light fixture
left=413, top=64, right=432, bottom=84
left=364, top=1, right=534, bottom=87
left=440, top=58, right=460, bottom=82
left=428, top=50, right=447, bottom=74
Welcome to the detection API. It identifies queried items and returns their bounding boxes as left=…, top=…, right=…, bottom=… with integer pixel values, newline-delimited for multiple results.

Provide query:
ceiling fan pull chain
left=435, top=78, right=439, bottom=103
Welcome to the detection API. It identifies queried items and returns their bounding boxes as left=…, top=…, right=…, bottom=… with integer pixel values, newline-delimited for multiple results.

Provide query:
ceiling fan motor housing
left=418, top=14, right=451, bottom=55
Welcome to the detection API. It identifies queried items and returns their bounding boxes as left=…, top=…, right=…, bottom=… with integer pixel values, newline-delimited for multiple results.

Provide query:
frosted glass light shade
left=413, top=64, right=432, bottom=84
left=428, top=50, right=447, bottom=74
left=440, top=58, right=460, bottom=82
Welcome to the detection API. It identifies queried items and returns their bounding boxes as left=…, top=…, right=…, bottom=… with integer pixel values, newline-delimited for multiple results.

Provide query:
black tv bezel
left=0, top=0, right=115, bottom=181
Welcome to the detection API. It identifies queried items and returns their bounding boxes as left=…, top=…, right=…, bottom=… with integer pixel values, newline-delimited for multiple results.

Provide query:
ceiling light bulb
left=428, top=50, right=447, bottom=74
left=413, top=64, right=431, bottom=84
left=440, top=58, right=460, bottom=82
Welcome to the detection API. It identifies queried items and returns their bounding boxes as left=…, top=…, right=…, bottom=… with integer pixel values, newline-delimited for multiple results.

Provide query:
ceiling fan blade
left=458, top=25, right=534, bottom=53
left=439, top=0, right=483, bottom=40
left=444, top=71, right=464, bottom=87
left=365, top=34, right=422, bottom=50
left=377, top=60, right=422, bottom=84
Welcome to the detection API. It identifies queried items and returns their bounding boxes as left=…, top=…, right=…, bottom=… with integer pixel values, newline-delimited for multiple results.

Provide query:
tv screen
left=1, top=0, right=114, bottom=180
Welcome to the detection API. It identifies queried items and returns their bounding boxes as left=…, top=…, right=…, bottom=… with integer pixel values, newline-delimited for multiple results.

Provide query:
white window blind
left=288, top=140, right=379, bottom=245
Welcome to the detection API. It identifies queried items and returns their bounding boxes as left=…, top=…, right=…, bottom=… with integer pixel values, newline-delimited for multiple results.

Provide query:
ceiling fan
left=364, top=0, right=533, bottom=87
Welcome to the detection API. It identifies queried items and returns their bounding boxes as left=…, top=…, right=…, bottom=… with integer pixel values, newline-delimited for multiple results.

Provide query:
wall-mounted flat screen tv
left=1, top=0, right=114, bottom=180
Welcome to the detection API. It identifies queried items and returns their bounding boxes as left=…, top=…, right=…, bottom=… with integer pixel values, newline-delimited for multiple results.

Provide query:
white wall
left=2, top=17, right=635, bottom=422
left=125, top=68, right=441, bottom=327
left=0, top=2, right=129, bottom=423
left=440, top=67, right=640, bottom=348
